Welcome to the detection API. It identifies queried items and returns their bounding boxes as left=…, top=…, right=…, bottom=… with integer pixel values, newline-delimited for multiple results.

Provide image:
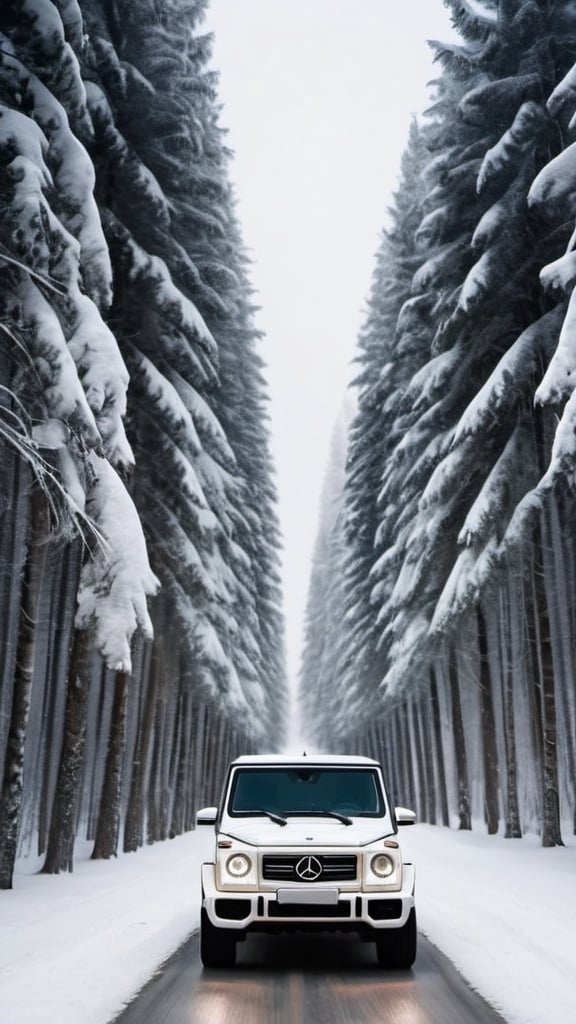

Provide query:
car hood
left=219, top=817, right=394, bottom=847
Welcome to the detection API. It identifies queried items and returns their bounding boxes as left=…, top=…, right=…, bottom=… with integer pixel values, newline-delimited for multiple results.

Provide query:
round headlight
left=226, top=853, right=252, bottom=877
left=371, top=853, right=394, bottom=878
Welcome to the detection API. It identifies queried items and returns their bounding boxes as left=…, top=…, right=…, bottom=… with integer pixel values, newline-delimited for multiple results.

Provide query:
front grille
left=269, top=901, right=351, bottom=918
left=262, top=855, right=357, bottom=883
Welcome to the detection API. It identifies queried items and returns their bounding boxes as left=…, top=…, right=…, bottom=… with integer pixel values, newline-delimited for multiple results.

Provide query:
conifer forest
left=2, top=0, right=576, bottom=898
left=300, top=0, right=576, bottom=849
left=0, top=0, right=284, bottom=889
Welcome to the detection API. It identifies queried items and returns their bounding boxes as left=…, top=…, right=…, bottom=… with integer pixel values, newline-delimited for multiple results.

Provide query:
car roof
left=230, top=754, right=381, bottom=767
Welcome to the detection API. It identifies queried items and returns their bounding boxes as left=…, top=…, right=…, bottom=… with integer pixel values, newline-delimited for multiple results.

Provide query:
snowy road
left=112, top=930, right=505, bottom=1024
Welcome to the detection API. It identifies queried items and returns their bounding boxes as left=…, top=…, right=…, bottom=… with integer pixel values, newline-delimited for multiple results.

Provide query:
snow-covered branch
left=75, top=454, right=160, bottom=673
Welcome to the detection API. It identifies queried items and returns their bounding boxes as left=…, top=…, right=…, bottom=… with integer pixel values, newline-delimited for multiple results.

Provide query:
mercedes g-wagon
left=197, top=754, right=416, bottom=968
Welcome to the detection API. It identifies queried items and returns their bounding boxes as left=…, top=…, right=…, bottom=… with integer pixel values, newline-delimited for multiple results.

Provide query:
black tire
left=375, top=908, right=417, bottom=969
left=200, top=908, right=237, bottom=968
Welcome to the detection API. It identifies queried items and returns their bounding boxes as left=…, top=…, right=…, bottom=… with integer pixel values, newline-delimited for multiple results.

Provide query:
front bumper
left=201, top=862, right=415, bottom=932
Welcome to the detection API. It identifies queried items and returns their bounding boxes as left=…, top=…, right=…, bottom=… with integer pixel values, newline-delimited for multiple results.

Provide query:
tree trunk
left=533, top=513, right=564, bottom=847
left=159, top=684, right=179, bottom=839
left=91, top=670, right=130, bottom=860
left=531, top=412, right=564, bottom=846
left=211, top=713, right=228, bottom=801
left=525, top=566, right=545, bottom=825
left=502, top=585, right=521, bottom=839
left=124, top=645, right=157, bottom=853
left=399, top=704, right=417, bottom=811
left=449, top=650, right=471, bottom=831
left=0, top=486, right=49, bottom=889
left=430, top=668, right=450, bottom=826
left=0, top=448, right=29, bottom=779
left=194, top=702, right=207, bottom=810
left=84, top=662, right=113, bottom=840
left=36, top=544, right=81, bottom=857
left=164, top=685, right=183, bottom=837
left=389, top=709, right=404, bottom=808
left=421, top=692, right=436, bottom=824
left=147, top=691, right=168, bottom=844
left=201, top=703, right=215, bottom=805
left=170, top=688, right=191, bottom=838
left=42, top=629, right=93, bottom=873
left=410, top=700, right=427, bottom=822
left=547, top=495, right=576, bottom=834
left=185, top=698, right=205, bottom=830
left=477, top=605, right=500, bottom=834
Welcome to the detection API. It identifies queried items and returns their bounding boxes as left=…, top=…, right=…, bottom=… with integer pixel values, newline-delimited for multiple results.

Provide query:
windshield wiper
left=256, top=808, right=287, bottom=826
left=318, top=809, right=353, bottom=825
left=281, top=809, right=354, bottom=825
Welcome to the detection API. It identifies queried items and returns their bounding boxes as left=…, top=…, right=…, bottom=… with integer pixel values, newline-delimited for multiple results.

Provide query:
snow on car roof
left=230, top=754, right=380, bottom=766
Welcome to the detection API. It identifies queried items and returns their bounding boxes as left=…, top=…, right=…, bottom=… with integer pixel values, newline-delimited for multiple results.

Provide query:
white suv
left=197, top=754, right=416, bottom=968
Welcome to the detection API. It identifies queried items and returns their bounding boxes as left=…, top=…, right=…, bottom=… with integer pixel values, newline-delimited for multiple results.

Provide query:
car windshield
left=228, top=767, right=385, bottom=818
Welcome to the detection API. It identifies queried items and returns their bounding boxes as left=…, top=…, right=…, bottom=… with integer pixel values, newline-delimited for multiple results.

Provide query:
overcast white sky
left=204, top=1, right=457, bottom=695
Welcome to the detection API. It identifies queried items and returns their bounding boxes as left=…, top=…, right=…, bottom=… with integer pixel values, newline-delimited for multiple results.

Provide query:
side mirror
left=196, top=806, right=218, bottom=826
left=395, top=806, right=416, bottom=826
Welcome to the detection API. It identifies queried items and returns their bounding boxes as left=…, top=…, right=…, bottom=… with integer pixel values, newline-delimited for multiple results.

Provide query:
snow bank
left=0, top=831, right=213, bottom=1024
left=1, top=825, right=575, bottom=1024
left=403, top=825, right=576, bottom=1024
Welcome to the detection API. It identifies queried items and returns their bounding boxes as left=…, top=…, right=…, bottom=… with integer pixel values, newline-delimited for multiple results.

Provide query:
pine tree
left=299, top=403, right=355, bottom=745
left=333, top=123, right=432, bottom=733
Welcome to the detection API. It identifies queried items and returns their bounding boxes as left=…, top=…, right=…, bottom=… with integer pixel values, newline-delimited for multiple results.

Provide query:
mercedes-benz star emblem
left=295, top=855, right=322, bottom=881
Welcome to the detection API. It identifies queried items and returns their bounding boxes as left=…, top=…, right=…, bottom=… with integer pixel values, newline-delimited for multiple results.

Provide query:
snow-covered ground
left=403, top=825, right=576, bottom=1024
left=1, top=823, right=575, bottom=1024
